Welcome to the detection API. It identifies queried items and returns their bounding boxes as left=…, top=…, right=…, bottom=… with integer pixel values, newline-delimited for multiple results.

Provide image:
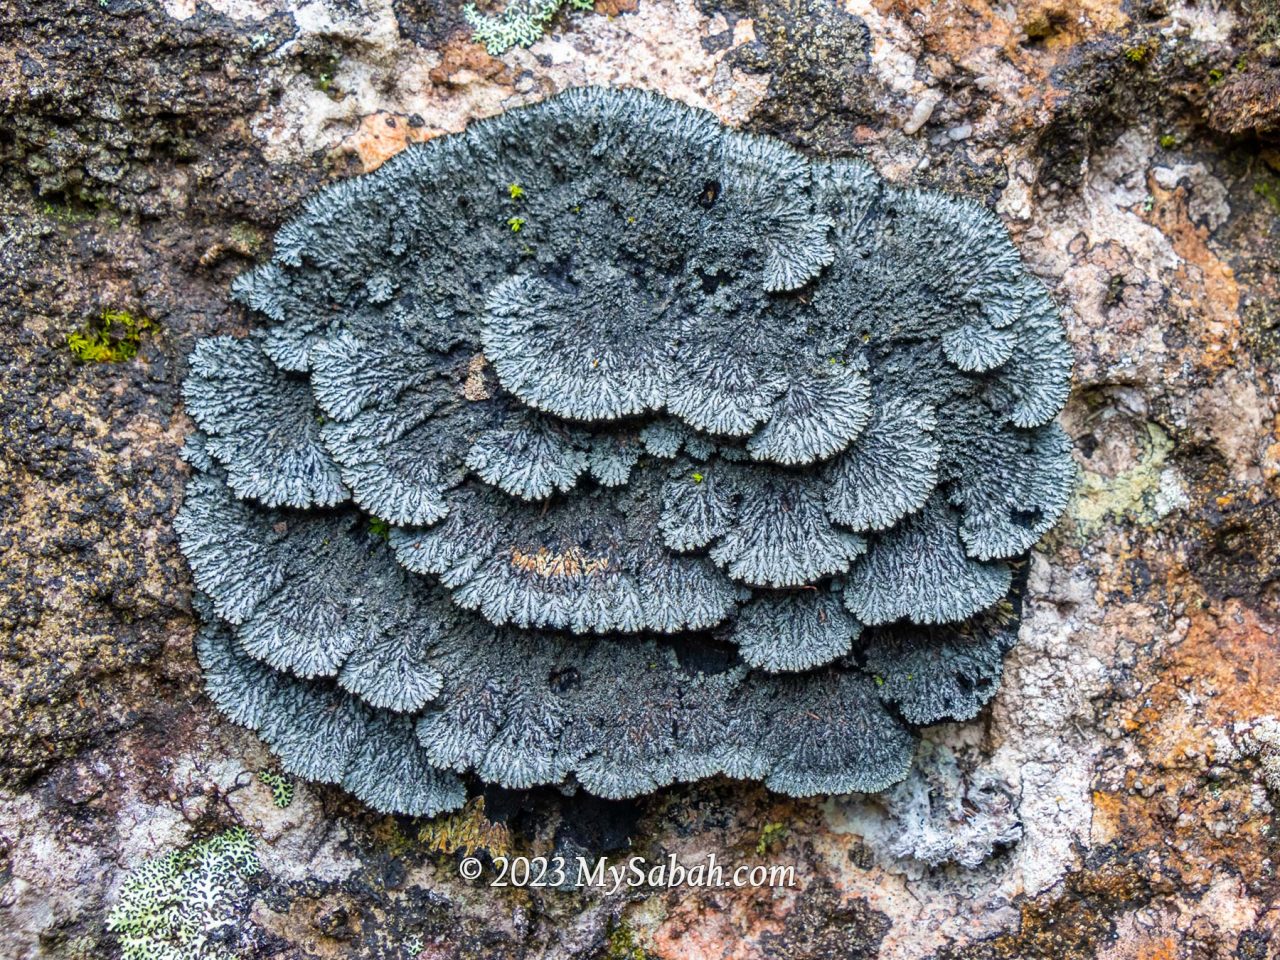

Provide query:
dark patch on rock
left=0, top=0, right=309, bottom=216
left=912, top=150, right=1011, bottom=208
left=931, top=865, right=1151, bottom=960
left=699, top=0, right=876, bottom=153
left=1182, top=449, right=1280, bottom=606
left=1209, top=64, right=1280, bottom=139
left=0, top=0, right=323, bottom=786
left=1033, top=33, right=1209, bottom=193
left=393, top=0, right=474, bottom=47
left=757, top=879, right=889, bottom=958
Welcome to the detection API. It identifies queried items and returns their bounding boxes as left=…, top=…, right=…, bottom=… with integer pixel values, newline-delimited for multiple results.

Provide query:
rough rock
left=1, top=0, right=1278, bottom=957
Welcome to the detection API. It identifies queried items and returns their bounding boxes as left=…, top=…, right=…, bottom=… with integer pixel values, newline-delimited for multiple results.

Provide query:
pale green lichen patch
left=464, top=0, right=597, bottom=56
left=106, top=827, right=260, bottom=960
left=257, top=769, right=294, bottom=807
left=1071, top=423, right=1186, bottom=535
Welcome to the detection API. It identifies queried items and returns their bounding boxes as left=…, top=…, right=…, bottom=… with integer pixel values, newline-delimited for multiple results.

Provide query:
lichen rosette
left=176, top=87, right=1074, bottom=816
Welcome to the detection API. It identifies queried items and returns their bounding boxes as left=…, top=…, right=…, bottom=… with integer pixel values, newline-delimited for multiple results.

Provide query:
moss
left=1208, top=68, right=1226, bottom=84
left=257, top=769, right=294, bottom=808
left=507, top=216, right=527, bottom=232
left=756, top=820, right=788, bottom=855
left=371, top=818, right=417, bottom=859
left=508, top=183, right=525, bottom=200
left=1254, top=174, right=1280, bottom=214
left=371, top=797, right=512, bottom=859
left=66, top=310, right=153, bottom=363
left=1158, top=134, right=1177, bottom=149
left=1124, top=45, right=1150, bottom=64
left=304, top=51, right=344, bottom=99
left=368, top=517, right=392, bottom=539
left=37, top=198, right=101, bottom=225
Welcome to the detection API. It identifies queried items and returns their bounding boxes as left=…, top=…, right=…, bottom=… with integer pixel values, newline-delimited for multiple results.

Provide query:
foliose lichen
left=177, top=87, right=1074, bottom=814
left=257, top=769, right=294, bottom=808
left=105, top=828, right=259, bottom=960
left=463, top=0, right=597, bottom=56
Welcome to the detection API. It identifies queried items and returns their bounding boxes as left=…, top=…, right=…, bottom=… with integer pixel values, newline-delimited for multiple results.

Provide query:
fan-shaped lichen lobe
left=178, top=85, right=1074, bottom=812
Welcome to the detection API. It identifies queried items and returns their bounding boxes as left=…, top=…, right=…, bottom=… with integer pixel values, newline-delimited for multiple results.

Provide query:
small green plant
left=106, top=827, right=259, bottom=960
left=464, top=0, right=597, bottom=56
left=257, top=770, right=294, bottom=808
left=369, top=517, right=392, bottom=539
left=690, top=472, right=704, bottom=484
left=1207, top=67, right=1226, bottom=84
left=67, top=310, right=153, bottom=363
left=507, top=216, right=527, bottom=232
left=1124, top=45, right=1149, bottom=64
left=756, top=821, right=788, bottom=855
left=1158, top=134, right=1177, bottom=149
left=508, top=183, right=525, bottom=200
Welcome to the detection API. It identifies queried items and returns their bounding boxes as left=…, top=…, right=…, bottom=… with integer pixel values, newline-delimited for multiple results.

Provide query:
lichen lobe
left=177, top=86, right=1073, bottom=812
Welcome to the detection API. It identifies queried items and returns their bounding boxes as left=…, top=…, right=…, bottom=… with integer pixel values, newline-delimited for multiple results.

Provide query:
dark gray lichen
left=177, top=87, right=1074, bottom=813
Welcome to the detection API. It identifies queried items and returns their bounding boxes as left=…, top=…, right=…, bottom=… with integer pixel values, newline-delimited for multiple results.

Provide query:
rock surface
left=1, top=0, right=1279, bottom=957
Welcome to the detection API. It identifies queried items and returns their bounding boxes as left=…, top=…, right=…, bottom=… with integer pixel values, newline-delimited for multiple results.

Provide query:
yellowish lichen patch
left=1070, top=422, right=1183, bottom=535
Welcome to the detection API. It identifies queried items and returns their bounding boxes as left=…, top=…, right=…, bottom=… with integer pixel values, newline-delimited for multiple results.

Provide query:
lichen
left=603, top=921, right=649, bottom=960
left=67, top=310, right=153, bottom=363
left=178, top=87, right=1073, bottom=812
left=105, top=828, right=259, bottom=960
left=464, top=0, right=597, bottom=56
left=257, top=769, right=294, bottom=807
left=1071, top=421, right=1177, bottom=535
